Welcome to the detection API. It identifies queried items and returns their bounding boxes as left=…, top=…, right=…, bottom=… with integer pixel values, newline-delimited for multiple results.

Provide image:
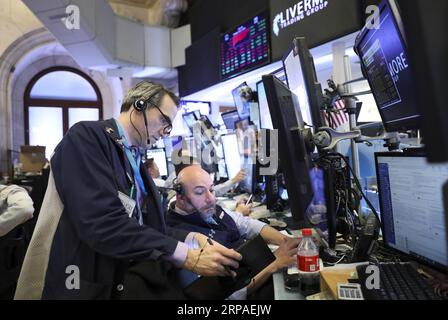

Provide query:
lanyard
left=114, top=119, right=147, bottom=197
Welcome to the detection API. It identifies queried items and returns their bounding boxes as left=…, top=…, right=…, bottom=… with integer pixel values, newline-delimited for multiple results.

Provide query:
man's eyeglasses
left=152, top=104, right=172, bottom=135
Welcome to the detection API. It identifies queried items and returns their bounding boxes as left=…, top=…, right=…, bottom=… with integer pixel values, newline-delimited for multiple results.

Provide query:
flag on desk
left=324, top=99, right=349, bottom=130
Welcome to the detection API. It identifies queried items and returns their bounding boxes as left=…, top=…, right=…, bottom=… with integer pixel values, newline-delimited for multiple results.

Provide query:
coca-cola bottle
left=297, top=228, right=320, bottom=296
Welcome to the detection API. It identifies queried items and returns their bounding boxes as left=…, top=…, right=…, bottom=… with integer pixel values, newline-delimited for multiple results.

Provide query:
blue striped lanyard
left=114, top=119, right=147, bottom=197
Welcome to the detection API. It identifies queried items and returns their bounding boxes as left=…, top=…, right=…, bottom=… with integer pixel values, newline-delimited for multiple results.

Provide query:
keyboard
left=356, top=262, right=440, bottom=300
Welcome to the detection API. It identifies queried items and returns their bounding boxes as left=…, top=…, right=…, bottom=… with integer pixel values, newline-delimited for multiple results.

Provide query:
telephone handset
left=350, top=213, right=380, bottom=262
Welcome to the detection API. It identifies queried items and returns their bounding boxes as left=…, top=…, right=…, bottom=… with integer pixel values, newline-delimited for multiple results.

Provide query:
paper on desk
left=249, top=205, right=271, bottom=219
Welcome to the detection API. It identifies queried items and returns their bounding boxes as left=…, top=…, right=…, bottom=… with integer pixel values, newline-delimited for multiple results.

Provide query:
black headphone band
left=133, top=85, right=163, bottom=112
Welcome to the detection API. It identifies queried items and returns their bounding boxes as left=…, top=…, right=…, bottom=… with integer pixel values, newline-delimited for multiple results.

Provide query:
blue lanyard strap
left=114, top=119, right=147, bottom=197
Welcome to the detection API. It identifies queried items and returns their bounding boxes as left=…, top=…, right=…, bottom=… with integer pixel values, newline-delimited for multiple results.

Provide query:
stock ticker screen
left=220, top=13, right=270, bottom=80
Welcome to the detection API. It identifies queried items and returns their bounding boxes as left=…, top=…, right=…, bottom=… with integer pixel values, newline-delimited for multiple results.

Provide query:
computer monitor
left=256, top=81, right=273, bottom=130
left=182, top=136, right=197, bottom=158
left=146, top=148, right=168, bottom=177
left=235, top=121, right=257, bottom=161
left=395, top=0, right=448, bottom=162
left=221, top=133, right=241, bottom=181
left=232, top=82, right=251, bottom=118
left=220, top=12, right=270, bottom=80
left=182, top=112, right=198, bottom=133
left=238, top=161, right=256, bottom=194
left=375, top=152, right=448, bottom=270
left=180, top=100, right=211, bottom=115
left=354, top=0, right=421, bottom=133
left=215, top=141, right=228, bottom=179
left=221, top=110, right=240, bottom=130
left=234, top=118, right=250, bottom=132
left=262, top=74, right=314, bottom=227
left=249, top=103, right=261, bottom=130
left=283, top=37, right=325, bottom=129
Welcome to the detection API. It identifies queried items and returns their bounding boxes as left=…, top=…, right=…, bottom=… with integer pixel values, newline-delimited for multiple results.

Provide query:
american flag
left=324, top=99, right=349, bottom=130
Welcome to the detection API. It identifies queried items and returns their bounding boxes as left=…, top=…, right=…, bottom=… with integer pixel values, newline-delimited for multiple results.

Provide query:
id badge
left=118, top=191, right=136, bottom=218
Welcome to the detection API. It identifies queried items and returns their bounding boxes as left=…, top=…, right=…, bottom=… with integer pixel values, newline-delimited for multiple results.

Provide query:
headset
left=172, top=178, right=206, bottom=214
left=172, top=177, right=184, bottom=195
left=132, top=82, right=161, bottom=146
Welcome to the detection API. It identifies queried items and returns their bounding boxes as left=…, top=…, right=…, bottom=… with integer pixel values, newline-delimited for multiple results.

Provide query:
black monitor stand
left=444, top=181, right=448, bottom=247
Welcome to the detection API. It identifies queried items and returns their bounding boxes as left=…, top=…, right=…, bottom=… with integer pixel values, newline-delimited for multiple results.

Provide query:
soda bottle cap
left=301, top=228, right=312, bottom=236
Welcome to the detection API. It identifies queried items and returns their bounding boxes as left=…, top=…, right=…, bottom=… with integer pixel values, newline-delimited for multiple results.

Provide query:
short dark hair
left=120, top=81, right=180, bottom=113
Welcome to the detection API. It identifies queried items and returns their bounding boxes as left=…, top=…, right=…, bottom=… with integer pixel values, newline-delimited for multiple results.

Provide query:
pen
left=245, top=194, right=253, bottom=206
left=206, top=238, right=234, bottom=276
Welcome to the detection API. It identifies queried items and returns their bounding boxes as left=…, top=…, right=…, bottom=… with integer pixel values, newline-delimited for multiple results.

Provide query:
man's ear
left=176, top=193, right=186, bottom=206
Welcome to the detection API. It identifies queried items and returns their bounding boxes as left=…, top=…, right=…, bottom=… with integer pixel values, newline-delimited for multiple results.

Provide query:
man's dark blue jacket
left=40, top=119, right=188, bottom=299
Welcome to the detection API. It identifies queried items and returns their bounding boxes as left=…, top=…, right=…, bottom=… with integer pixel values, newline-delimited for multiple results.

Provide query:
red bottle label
left=297, top=255, right=320, bottom=272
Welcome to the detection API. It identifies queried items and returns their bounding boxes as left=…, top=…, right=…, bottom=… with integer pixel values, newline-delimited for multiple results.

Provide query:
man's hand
left=231, top=169, right=246, bottom=184
left=235, top=202, right=252, bottom=216
left=272, top=237, right=300, bottom=272
left=184, top=234, right=242, bottom=277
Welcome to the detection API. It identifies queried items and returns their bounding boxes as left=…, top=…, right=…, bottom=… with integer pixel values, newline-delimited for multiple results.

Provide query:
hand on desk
left=235, top=200, right=252, bottom=216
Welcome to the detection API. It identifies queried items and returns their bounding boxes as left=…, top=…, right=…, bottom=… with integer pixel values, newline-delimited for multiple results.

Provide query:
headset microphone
left=143, top=110, right=151, bottom=146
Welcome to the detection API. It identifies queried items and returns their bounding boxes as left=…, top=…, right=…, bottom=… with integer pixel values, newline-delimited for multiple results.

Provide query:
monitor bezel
left=256, top=80, right=274, bottom=130
left=262, top=74, right=314, bottom=227
left=282, top=37, right=325, bottom=129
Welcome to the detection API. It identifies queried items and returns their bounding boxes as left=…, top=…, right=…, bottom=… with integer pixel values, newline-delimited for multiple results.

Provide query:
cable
left=334, top=152, right=382, bottom=226
left=142, top=110, right=151, bottom=146
left=325, top=254, right=347, bottom=266
left=130, top=109, right=143, bottom=146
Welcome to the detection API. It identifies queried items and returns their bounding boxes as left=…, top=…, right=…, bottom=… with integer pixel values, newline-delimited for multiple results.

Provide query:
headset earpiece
left=134, top=99, right=147, bottom=112
left=172, top=178, right=184, bottom=195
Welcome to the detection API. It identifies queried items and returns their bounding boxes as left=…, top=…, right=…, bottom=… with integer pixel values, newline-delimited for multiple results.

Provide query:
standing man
left=15, top=81, right=241, bottom=300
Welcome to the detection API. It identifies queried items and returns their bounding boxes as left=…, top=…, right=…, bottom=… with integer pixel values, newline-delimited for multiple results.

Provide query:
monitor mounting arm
left=313, top=126, right=401, bottom=151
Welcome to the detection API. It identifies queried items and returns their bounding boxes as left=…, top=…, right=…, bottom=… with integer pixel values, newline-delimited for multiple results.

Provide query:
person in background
left=0, top=184, right=34, bottom=237
left=15, top=81, right=241, bottom=300
left=166, top=166, right=299, bottom=299
left=0, top=184, right=34, bottom=299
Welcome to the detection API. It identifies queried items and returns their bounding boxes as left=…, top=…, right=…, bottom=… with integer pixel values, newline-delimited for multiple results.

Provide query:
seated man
left=149, top=151, right=252, bottom=215
left=166, top=165, right=299, bottom=299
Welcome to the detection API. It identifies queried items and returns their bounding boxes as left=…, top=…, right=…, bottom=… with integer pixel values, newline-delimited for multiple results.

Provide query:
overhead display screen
left=220, top=12, right=270, bottom=80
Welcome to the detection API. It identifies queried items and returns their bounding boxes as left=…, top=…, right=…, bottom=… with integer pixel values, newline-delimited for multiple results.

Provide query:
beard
left=199, top=204, right=216, bottom=220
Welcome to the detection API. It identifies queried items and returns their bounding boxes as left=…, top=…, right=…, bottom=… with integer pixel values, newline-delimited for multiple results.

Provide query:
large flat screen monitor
left=395, top=0, right=448, bottom=162
left=283, top=37, right=324, bottom=129
left=262, top=74, right=314, bottom=227
left=221, top=133, right=241, bottom=181
left=375, top=152, right=448, bottom=270
left=354, top=0, right=421, bottom=132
